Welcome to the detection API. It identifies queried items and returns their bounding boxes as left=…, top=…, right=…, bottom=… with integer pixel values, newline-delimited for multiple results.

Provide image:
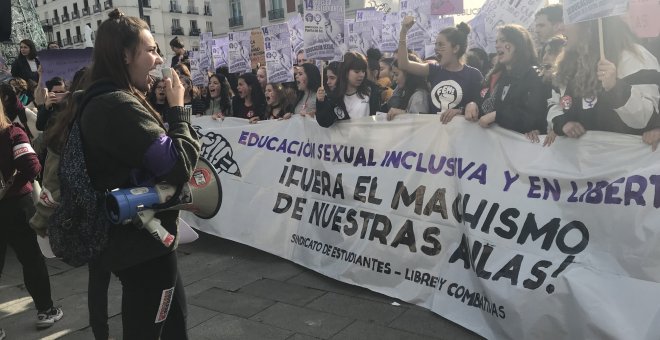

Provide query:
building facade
left=35, top=0, right=377, bottom=64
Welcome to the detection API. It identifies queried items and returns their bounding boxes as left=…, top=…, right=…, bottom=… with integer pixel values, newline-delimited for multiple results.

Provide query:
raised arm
left=397, top=16, right=429, bottom=78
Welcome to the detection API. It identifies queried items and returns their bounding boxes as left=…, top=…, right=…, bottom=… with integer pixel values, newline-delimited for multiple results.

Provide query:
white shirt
left=27, top=59, right=37, bottom=72
left=344, top=93, right=370, bottom=119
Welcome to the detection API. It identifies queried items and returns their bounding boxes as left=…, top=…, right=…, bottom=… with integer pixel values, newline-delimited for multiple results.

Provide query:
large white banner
left=185, top=115, right=660, bottom=340
left=303, top=0, right=346, bottom=60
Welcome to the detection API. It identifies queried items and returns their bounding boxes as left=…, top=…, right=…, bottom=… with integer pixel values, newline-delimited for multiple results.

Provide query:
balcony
left=228, top=16, right=243, bottom=28
left=141, top=0, right=151, bottom=8
left=189, top=28, right=200, bottom=36
left=104, top=0, right=112, bottom=9
left=187, top=6, right=199, bottom=14
left=51, top=16, right=59, bottom=25
left=71, top=10, right=80, bottom=19
left=93, top=4, right=101, bottom=13
left=203, top=5, right=211, bottom=15
left=62, top=37, right=71, bottom=46
left=82, top=7, right=90, bottom=16
left=73, top=35, right=81, bottom=44
left=41, top=19, right=53, bottom=28
left=171, top=26, right=184, bottom=35
left=61, top=14, right=69, bottom=22
left=170, top=2, right=182, bottom=12
left=268, top=8, right=284, bottom=20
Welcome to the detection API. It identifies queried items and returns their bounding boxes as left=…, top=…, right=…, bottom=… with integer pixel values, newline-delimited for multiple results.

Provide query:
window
left=73, top=3, right=78, bottom=12
left=172, top=18, right=180, bottom=28
left=76, top=26, right=81, bottom=36
left=143, top=15, right=151, bottom=26
left=190, top=20, right=198, bottom=30
left=56, top=32, right=61, bottom=44
left=271, top=0, right=282, bottom=9
left=229, top=0, right=241, bottom=18
left=66, top=28, right=71, bottom=40
left=206, top=21, right=213, bottom=32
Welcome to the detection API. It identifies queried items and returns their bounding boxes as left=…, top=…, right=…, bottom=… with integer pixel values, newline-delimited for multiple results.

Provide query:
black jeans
left=115, top=251, right=188, bottom=340
left=0, top=193, right=53, bottom=311
left=88, top=257, right=111, bottom=340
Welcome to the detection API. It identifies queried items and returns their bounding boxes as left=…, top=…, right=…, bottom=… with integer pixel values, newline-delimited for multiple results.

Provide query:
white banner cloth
left=184, top=115, right=660, bottom=340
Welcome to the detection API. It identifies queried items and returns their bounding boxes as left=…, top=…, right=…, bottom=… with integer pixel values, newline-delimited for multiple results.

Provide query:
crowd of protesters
left=0, top=4, right=659, bottom=340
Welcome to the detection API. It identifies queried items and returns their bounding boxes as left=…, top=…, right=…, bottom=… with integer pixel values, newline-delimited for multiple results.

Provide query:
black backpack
left=47, top=82, right=117, bottom=267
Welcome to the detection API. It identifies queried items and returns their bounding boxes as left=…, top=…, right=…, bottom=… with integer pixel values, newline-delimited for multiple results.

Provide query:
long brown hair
left=555, top=16, right=640, bottom=98
left=484, top=24, right=538, bottom=87
left=0, top=96, right=10, bottom=132
left=88, top=9, right=162, bottom=123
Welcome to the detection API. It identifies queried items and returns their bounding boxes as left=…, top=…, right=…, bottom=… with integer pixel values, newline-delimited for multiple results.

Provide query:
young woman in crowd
left=148, top=78, right=169, bottom=117
left=34, top=76, right=68, bottom=132
left=324, top=61, right=340, bottom=92
left=387, top=53, right=430, bottom=120
left=316, top=51, right=371, bottom=127
left=256, top=66, right=268, bottom=92
left=79, top=9, right=199, bottom=339
left=179, top=75, right=206, bottom=116
left=471, top=24, right=548, bottom=141
left=206, top=73, right=232, bottom=120
left=292, top=63, right=321, bottom=117
left=0, top=90, right=63, bottom=331
left=547, top=16, right=659, bottom=142
left=11, top=39, right=40, bottom=91
left=398, top=17, right=483, bottom=124
left=169, top=36, right=189, bottom=69
left=265, top=83, right=296, bottom=120
left=231, top=72, right=267, bottom=123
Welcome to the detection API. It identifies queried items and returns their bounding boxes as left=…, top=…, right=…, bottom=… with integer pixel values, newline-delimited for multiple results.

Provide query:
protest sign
left=228, top=31, right=252, bottom=74
left=263, top=23, right=294, bottom=84
left=38, top=48, right=93, bottom=83
left=364, top=0, right=398, bottom=13
left=355, top=9, right=384, bottom=51
left=381, top=12, right=402, bottom=52
left=431, top=0, right=464, bottom=15
left=303, top=0, right=346, bottom=60
left=348, top=21, right=374, bottom=55
left=250, top=29, right=266, bottom=69
left=400, top=0, right=432, bottom=58
left=212, top=37, right=229, bottom=69
left=564, top=0, right=629, bottom=24
left=428, top=16, right=456, bottom=46
left=468, top=0, right=545, bottom=52
left=288, top=14, right=306, bottom=59
left=185, top=115, right=660, bottom=340
left=189, top=51, right=207, bottom=86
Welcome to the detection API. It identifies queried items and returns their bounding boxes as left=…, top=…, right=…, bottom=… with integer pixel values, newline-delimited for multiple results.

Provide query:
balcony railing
left=268, top=8, right=284, bottom=20
left=187, top=6, right=198, bottom=14
left=61, top=14, right=69, bottom=22
left=71, top=10, right=79, bottom=19
left=73, top=35, right=81, bottom=44
left=104, top=0, right=112, bottom=9
left=51, top=16, right=60, bottom=25
left=190, top=28, right=200, bottom=36
left=228, top=16, right=243, bottom=28
left=40, top=19, right=53, bottom=27
left=82, top=7, right=90, bottom=16
left=171, top=26, right=184, bottom=35
left=203, top=5, right=211, bottom=15
left=93, top=4, right=101, bottom=13
left=62, top=37, right=71, bottom=46
left=170, top=2, right=182, bottom=12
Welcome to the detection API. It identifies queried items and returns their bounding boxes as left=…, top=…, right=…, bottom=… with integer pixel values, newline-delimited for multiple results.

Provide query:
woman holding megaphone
left=77, top=9, right=199, bottom=340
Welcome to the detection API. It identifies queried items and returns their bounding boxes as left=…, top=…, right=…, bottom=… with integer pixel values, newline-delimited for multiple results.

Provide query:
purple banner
left=38, top=48, right=93, bottom=84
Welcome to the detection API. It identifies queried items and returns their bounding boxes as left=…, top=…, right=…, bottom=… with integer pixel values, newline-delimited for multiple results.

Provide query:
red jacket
left=0, top=123, right=40, bottom=200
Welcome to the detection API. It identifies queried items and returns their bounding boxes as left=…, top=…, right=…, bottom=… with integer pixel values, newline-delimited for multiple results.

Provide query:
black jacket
left=11, top=56, right=40, bottom=83
left=478, top=65, right=549, bottom=133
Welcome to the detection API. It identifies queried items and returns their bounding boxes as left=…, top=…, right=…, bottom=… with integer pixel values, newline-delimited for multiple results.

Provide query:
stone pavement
left=0, top=231, right=484, bottom=340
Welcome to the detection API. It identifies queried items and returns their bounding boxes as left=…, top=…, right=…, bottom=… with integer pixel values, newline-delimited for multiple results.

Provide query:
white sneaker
left=36, top=306, right=64, bottom=329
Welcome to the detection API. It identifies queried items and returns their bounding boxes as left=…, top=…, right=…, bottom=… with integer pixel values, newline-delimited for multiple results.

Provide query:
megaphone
left=106, top=157, right=222, bottom=246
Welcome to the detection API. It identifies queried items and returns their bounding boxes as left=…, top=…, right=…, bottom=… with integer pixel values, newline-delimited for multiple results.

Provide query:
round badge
left=190, top=168, right=211, bottom=188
